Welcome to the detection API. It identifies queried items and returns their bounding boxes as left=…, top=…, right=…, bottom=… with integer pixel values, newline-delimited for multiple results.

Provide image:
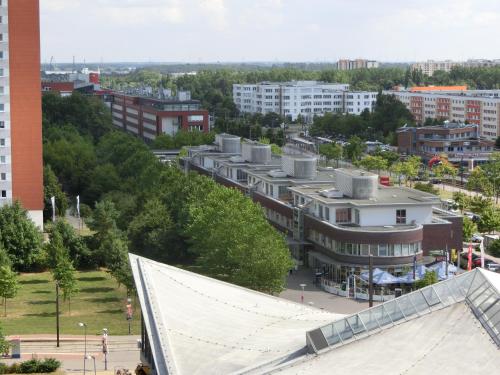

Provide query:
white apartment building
left=387, top=89, right=500, bottom=140
left=411, top=60, right=459, bottom=76
left=233, top=81, right=377, bottom=122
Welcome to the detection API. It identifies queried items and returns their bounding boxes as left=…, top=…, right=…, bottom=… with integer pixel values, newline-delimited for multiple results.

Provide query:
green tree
left=481, top=152, right=500, bottom=202
left=52, top=256, right=78, bottom=314
left=0, top=265, right=19, bottom=317
left=344, top=136, right=366, bottom=161
left=462, top=217, right=478, bottom=243
left=433, top=162, right=457, bottom=190
left=466, top=167, right=491, bottom=196
left=391, top=156, right=421, bottom=187
left=487, top=239, right=500, bottom=257
left=478, top=207, right=500, bottom=234
left=452, top=191, right=469, bottom=213
left=186, top=185, right=292, bottom=293
left=357, top=155, right=389, bottom=174
left=415, top=270, right=438, bottom=289
left=43, top=165, right=68, bottom=222
left=319, top=143, right=343, bottom=167
left=0, top=202, right=43, bottom=271
left=46, top=220, right=93, bottom=269
left=128, top=198, right=177, bottom=262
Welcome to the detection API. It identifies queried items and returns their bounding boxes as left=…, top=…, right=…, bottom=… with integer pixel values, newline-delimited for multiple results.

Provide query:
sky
left=40, top=0, right=500, bottom=63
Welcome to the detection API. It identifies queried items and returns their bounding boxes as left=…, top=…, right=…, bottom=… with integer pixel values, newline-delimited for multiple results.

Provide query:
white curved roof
left=130, top=254, right=343, bottom=375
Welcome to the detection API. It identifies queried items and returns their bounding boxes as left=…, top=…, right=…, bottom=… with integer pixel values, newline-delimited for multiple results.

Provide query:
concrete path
left=2, top=335, right=140, bottom=374
left=279, top=267, right=375, bottom=315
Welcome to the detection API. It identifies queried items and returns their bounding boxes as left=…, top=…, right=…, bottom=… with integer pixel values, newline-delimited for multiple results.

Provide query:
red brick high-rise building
left=0, top=0, right=43, bottom=227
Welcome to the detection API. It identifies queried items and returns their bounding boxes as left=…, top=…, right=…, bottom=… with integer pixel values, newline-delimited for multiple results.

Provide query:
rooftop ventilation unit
left=229, top=156, right=246, bottom=163
left=282, top=155, right=317, bottom=179
left=242, top=142, right=271, bottom=164
left=319, top=189, right=343, bottom=198
left=215, top=134, right=241, bottom=154
left=267, top=170, right=288, bottom=178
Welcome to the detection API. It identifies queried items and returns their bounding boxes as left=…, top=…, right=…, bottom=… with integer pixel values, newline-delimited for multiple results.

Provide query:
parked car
left=465, top=212, right=481, bottom=223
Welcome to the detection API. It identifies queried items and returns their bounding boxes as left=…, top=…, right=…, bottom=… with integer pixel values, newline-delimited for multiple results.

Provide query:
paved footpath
left=279, top=266, right=376, bottom=314
left=3, top=335, right=140, bottom=374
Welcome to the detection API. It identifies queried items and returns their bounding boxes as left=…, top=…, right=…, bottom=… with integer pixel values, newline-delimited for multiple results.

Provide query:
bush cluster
left=0, top=358, right=60, bottom=374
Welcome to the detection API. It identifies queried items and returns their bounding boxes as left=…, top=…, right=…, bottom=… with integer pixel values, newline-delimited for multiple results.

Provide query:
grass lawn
left=0, top=270, right=141, bottom=336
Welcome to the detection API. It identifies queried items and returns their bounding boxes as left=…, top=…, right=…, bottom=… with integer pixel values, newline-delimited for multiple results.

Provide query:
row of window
left=309, top=229, right=421, bottom=257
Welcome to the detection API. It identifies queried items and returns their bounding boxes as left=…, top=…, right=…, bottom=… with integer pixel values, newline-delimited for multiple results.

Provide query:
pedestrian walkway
left=279, top=266, right=375, bottom=314
left=2, top=335, right=140, bottom=374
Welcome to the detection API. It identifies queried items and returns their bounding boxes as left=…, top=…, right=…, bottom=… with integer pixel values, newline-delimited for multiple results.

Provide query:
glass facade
left=307, top=269, right=499, bottom=353
left=309, top=229, right=421, bottom=257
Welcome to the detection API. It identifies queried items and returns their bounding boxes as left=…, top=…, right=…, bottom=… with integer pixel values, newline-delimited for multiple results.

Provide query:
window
left=318, top=205, right=323, bottom=219
left=0, top=190, right=6, bottom=198
left=325, top=207, right=330, bottom=221
left=0, top=104, right=4, bottom=112
left=336, top=208, right=351, bottom=223
left=0, top=121, right=4, bottom=128
left=0, top=68, right=3, bottom=76
left=378, top=244, right=388, bottom=256
left=396, top=209, right=406, bottom=224
left=0, top=173, right=5, bottom=180
left=0, top=155, right=5, bottom=164
left=0, top=139, right=5, bottom=146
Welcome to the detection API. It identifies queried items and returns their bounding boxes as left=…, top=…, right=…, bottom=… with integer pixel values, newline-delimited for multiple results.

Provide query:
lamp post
left=368, top=252, right=374, bottom=308
left=86, top=355, right=96, bottom=375
left=55, top=282, right=60, bottom=348
left=299, top=284, right=306, bottom=303
left=102, top=328, right=108, bottom=371
left=78, top=322, right=87, bottom=375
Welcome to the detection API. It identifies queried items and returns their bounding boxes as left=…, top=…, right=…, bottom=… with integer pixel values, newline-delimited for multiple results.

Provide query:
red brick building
left=108, top=93, right=210, bottom=141
left=1, top=0, right=44, bottom=227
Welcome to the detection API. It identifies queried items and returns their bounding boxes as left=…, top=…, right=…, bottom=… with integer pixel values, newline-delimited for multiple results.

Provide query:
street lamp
left=102, top=328, right=108, bottom=371
left=299, top=283, right=306, bottom=303
left=78, top=322, right=87, bottom=375
left=86, top=355, right=96, bottom=375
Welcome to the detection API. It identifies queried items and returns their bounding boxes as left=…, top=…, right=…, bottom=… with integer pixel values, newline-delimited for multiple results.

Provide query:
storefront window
left=360, top=244, right=369, bottom=256
left=378, top=244, right=388, bottom=256
left=394, top=243, right=402, bottom=256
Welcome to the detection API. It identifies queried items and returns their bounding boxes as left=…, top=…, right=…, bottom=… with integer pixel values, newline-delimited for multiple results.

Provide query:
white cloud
left=41, top=0, right=81, bottom=12
left=200, top=0, right=228, bottom=31
left=95, top=0, right=184, bottom=25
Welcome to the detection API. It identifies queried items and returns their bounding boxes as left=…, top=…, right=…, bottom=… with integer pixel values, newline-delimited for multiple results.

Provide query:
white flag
left=76, top=195, right=80, bottom=218
left=50, top=196, right=56, bottom=222
left=480, top=239, right=485, bottom=268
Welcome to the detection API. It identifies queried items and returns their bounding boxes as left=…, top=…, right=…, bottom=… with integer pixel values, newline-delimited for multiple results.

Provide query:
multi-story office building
left=397, top=123, right=495, bottom=168
left=233, top=81, right=377, bottom=122
left=387, top=89, right=500, bottom=140
left=184, top=135, right=462, bottom=285
left=337, top=59, right=379, bottom=70
left=0, top=0, right=43, bottom=227
left=107, top=92, right=210, bottom=141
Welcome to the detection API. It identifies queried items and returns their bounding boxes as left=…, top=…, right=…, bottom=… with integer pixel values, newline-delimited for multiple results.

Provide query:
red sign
left=467, top=244, right=473, bottom=271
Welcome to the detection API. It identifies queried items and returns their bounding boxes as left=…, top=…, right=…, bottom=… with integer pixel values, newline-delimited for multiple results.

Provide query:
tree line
left=0, top=93, right=293, bottom=314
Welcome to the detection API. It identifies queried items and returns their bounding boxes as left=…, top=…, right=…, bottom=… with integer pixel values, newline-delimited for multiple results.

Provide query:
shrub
left=488, top=239, right=500, bottom=257
left=37, top=358, right=61, bottom=373
left=0, top=363, right=7, bottom=374
left=413, top=182, right=439, bottom=195
left=18, top=359, right=39, bottom=374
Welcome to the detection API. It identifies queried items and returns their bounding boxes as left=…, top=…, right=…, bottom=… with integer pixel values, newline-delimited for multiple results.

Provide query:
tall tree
left=319, top=143, right=343, bottom=167
left=0, top=202, right=43, bottom=271
left=344, top=136, right=366, bottom=161
left=357, top=155, right=389, bottom=174
left=0, top=265, right=19, bottom=317
left=43, top=165, right=68, bottom=222
left=186, top=185, right=292, bottom=293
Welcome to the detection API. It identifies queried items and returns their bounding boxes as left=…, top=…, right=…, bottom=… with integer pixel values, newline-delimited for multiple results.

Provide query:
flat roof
left=247, top=168, right=336, bottom=184
left=289, top=184, right=441, bottom=206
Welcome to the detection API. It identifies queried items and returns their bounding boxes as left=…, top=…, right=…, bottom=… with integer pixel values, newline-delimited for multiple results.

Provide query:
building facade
left=0, top=0, right=43, bottom=227
left=397, top=123, right=495, bottom=167
left=184, top=135, right=462, bottom=285
left=337, top=59, right=379, bottom=70
left=233, top=81, right=376, bottom=121
left=387, top=89, right=500, bottom=140
left=107, top=92, right=210, bottom=141
left=412, top=59, right=500, bottom=76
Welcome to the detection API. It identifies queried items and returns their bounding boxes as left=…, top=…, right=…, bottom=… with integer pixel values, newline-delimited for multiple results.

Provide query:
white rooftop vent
left=319, top=189, right=343, bottom=198
left=229, top=156, right=246, bottom=163
left=267, top=170, right=288, bottom=178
